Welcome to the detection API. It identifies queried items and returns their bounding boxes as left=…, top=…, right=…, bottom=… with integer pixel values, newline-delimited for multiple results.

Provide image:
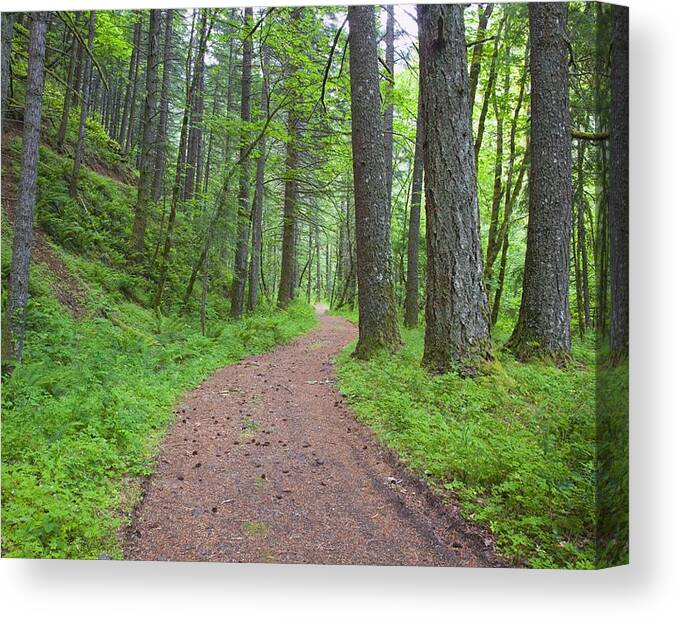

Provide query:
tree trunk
left=229, top=7, right=254, bottom=319
left=404, top=83, right=424, bottom=328
left=152, top=9, right=174, bottom=203
left=2, top=13, right=48, bottom=365
left=593, top=2, right=609, bottom=335
left=418, top=3, right=492, bottom=373
left=468, top=3, right=494, bottom=116
left=69, top=11, right=95, bottom=198
left=277, top=111, right=300, bottom=309
left=184, top=10, right=208, bottom=202
left=130, top=9, right=161, bottom=262
left=383, top=5, right=395, bottom=217
left=507, top=3, right=572, bottom=362
left=200, top=250, right=209, bottom=336
left=71, top=17, right=83, bottom=106
left=608, top=5, right=629, bottom=359
left=484, top=60, right=507, bottom=303
left=573, top=152, right=585, bottom=338
left=315, top=223, right=321, bottom=302
left=119, top=14, right=141, bottom=150
left=348, top=5, right=401, bottom=359
left=247, top=42, right=269, bottom=312
left=56, top=28, right=77, bottom=149
left=1, top=13, right=16, bottom=123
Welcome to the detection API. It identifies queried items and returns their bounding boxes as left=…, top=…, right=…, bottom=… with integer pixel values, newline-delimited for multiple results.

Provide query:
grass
left=336, top=323, right=599, bottom=569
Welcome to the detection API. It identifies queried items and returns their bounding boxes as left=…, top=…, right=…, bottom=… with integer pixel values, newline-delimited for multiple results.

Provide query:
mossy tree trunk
left=2, top=12, right=48, bottom=365
left=348, top=4, right=401, bottom=359
left=418, top=3, right=492, bottom=374
left=507, top=3, right=572, bottom=362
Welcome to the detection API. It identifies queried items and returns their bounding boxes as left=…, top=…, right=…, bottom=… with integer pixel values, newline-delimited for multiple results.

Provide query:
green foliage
left=337, top=328, right=597, bottom=568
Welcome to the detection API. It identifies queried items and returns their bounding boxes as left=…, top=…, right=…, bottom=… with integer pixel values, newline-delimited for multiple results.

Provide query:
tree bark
left=507, top=3, right=572, bottom=362
left=418, top=3, right=492, bottom=373
left=383, top=5, right=395, bottom=217
left=2, top=13, right=48, bottom=365
left=348, top=5, right=401, bottom=359
left=130, top=9, right=161, bottom=262
left=69, top=11, right=95, bottom=198
left=229, top=7, right=254, bottom=319
left=404, top=83, right=424, bottom=328
left=608, top=5, right=629, bottom=359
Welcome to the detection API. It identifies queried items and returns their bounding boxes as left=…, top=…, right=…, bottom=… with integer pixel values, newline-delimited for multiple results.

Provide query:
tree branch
left=320, top=14, right=348, bottom=114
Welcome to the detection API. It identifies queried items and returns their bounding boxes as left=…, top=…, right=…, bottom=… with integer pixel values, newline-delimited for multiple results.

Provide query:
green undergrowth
left=326, top=305, right=358, bottom=324
left=1, top=135, right=317, bottom=559
left=336, top=326, right=597, bottom=569
left=0, top=260, right=316, bottom=558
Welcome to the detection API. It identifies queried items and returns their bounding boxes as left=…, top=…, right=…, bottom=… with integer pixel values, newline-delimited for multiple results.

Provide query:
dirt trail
left=124, top=307, right=502, bottom=567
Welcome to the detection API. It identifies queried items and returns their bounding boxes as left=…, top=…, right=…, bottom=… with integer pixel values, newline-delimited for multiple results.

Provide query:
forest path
left=124, top=306, right=501, bottom=566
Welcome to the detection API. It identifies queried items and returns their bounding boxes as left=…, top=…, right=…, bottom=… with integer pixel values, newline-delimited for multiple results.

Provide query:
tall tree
left=277, top=112, right=300, bottom=308
left=608, top=5, right=629, bottom=360
left=151, top=9, right=174, bottom=202
left=248, top=42, right=270, bottom=312
left=2, top=12, right=48, bottom=365
left=55, top=23, right=77, bottom=150
left=276, top=8, right=304, bottom=309
left=507, top=3, right=572, bottom=362
left=348, top=4, right=401, bottom=359
left=118, top=14, right=141, bottom=150
left=184, top=9, right=208, bottom=201
left=229, top=7, right=254, bottom=319
left=69, top=11, right=95, bottom=198
left=418, top=3, right=492, bottom=373
left=383, top=5, right=395, bottom=216
left=404, top=84, right=424, bottom=328
left=130, top=9, right=161, bottom=262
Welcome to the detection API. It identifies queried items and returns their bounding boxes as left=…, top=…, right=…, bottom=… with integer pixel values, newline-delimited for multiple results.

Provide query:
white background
left=1, top=0, right=676, bottom=617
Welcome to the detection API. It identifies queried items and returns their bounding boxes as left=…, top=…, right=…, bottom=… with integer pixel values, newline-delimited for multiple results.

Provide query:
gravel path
left=124, top=307, right=502, bottom=567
